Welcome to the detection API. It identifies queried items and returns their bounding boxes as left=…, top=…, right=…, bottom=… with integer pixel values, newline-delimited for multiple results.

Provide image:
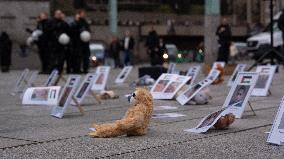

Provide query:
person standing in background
left=145, top=26, right=159, bottom=66
left=122, top=30, right=135, bottom=66
left=109, top=35, right=121, bottom=68
left=77, top=10, right=91, bottom=73
left=157, top=38, right=166, bottom=65
left=216, top=18, right=232, bottom=64
left=0, top=32, right=12, bottom=72
left=36, top=12, right=50, bottom=74
left=70, top=13, right=82, bottom=73
left=278, top=9, right=284, bottom=50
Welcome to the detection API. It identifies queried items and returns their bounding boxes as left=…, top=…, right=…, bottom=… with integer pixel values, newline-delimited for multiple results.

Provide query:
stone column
left=109, top=0, right=118, bottom=34
left=204, top=0, right=220, bottom=65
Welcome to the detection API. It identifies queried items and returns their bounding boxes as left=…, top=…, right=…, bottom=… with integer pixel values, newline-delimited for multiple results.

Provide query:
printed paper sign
left=11, top=69, right=30, bottom=95
left=252, top=65, right=276, bottom=96
left=91, top=66, right=111, bottom=92
left=72, top=73, right=98, bottom=104
left=44, top=69, right=59, bottom=87
left=176, top=78, right=215, bottom=106
left=222, top=72, right=258, bottom=118
left=207, top=62, right=225, bottom=78
left=115, top=66, right=133, bottom=84
left=22, top=86, right=60, bottom=106
left=206, top=69, right=221, bottom=82
left=20, top=71, right=39, bottom=98
left=150, top=74, right=191, bottom=99
left=51, top=75, right=81, bottom=118
left=167, top=62, right=176, bottom=74
left=152, top=113, right=186, bottom=119
left=267, top=97, right=284, bottom=145
left=186, top=65, right=201, bottom=85
left=184, top=108, right=230, bottom=133
left=227, top=64, right=247, bottom=86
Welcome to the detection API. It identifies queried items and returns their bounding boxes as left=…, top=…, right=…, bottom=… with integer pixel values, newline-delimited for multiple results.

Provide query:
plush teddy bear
left=89, top=87, right=153, bottom=138
left=213, top=113, right=235, bottom=129
left=212, top=64, right=225, bottom=85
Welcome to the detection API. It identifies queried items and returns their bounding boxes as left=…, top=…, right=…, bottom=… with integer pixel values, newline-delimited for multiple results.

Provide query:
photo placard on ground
left=72, top=73, right=98, bottom=105
left=186, top=65, right=201, bottom=85
left=20, top=71, right=39, bottom=98
left=227, top=64, right=247, bottom=86
left=150, top=73, right=191, bottom=99
left=167, top=62, right=176, bottom=74
left=251, top=65, right=276, bottom=96
left=207, top=62, right=225, bottom=77
left=51, top=75, right=81, bottom=118
left=11, top=69, right=30, bottom=95
left=22, top=86, right=60, bottom=106
left=115, top=66, right=133, bottom=84
left=267, top=96, right=284, bottom=145
left=184, top=108, right=230, bottom=133
left=176, top=76, right=217, bottom=105
left=222, top=72, right=259, bottom=118
left=206, top=69, right=221, bottom=82
left=44, top=69, right=59, bottom=87
left=91, top=66, right=110, bottom=92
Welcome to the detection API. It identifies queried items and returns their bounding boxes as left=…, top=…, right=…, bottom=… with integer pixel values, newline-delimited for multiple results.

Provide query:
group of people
left=31, top=9, right=91, bottom=74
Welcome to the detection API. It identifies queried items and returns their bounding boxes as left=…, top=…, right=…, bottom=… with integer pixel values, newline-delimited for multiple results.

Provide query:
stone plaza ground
left=0, top=63, right=284, bottom=159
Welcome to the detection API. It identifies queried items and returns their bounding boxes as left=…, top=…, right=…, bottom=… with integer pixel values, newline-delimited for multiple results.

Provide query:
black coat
left=278, top=11, right=284, bottom=32
left=49, top=18, right=71, bottom=44
left=36, top=19, right=50, bottom=48
left=0, top=32, right=12, bottom=66
left=145, top=30, right=159, bottom=50
left=216, top=24, right=232, bottom=46
left=121, top=37, right=135, bottom=51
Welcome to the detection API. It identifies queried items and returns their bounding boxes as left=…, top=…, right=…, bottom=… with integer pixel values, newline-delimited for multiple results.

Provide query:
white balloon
left=80, top=31, right=91, bottom=42
left=31, top=30, right=43, bottom=40
left=58, top=33, right=70, bottom=45
left=26, top=36, right=34, bottom=46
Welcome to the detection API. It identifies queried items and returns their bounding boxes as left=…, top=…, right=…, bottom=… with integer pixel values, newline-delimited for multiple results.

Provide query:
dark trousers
left=217, top=44, right=230, bottom=63
left=124, top=50, right=132, bottom=66
left=82, top=46, right=90, bottom=73
left=38, top=45, right=49, bottom=73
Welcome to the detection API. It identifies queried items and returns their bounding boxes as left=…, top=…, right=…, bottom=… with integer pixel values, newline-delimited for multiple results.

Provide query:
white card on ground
left=20, top=71, right=39, bottom=98
left=207, top=62, right=225, bottom=78
left=22, top=86, right=60, bottom=106
left=115, top=66, right=133, bottom=84
left=44, top=69, right=59, bottom=86
left=252, top=65, right=276, bottom=96
left=51, top=75, right=81, bottom=118
left=186, top=65, right=201, bottom=85
left=167, top=62, right=176, bottom=74
left=267, top=97, right=284, bottom=145
left=227, top=64, right=247, bottom=86
left=176, top=70, right=220, bottom=105
left=150, top=73, right=190, bottom=99
left=222, top=72, right=259, bottom=118
left=154, top=106, right=178, bottom=111
left=184, top=108, right=230, bottom=133
left=12, top=68, right=29, bottom=95
left=152, top=113, right=185, bottom=119
left=72, top=73, right=98, bottom=105
left=91, top=66, right=110, bottom=92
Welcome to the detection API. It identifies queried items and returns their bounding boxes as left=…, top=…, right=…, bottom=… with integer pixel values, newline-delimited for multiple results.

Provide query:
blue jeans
left=124, top=50, right=132, bottom=66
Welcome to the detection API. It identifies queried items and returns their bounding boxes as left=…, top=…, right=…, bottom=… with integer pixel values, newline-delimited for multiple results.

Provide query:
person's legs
left=124, top=50, right=130, bottom=66
left=82, top=46, right=90, bottom=73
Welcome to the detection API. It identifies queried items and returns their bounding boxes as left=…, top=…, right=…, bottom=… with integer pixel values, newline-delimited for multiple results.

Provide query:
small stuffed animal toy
left=212, top=64, right=225, bottom=85
left=99, top=90, right=119, bottom=100
left=213, top=113, right=235, bottom=129
left=89, top=87, right=153, bottom=138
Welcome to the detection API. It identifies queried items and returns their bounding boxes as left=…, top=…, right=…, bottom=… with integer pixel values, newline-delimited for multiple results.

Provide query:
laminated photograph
left=167, top=62, right=176, bottom=74
left=251, top=65, right=276, bottom=96
left=44, top=69, right=59, bottom=87
left=184, top=108, right=230, bottom=133
left=20, top=71, right=39, bottom=98
left=267, top=97, right=284, bottom=145
left=227, top=64, right=247, bottom=86
left=186, top=65, right=201, bottom=85
left=206, top=69, right=221, bottom=82
left=51, top=75, right=81, bottom=118
left=222, top=72, right=259, bottom=118
left=207, top=61, right=225, bottom=78
left=115, top=66, right=133, bottom=84
left=91, top=66, right=111, bottom=92
left=11, top=68, right=30, bottom=95
left=22, top=86, right=60, bottom=106
left=150, top=73, right=191, bottom=99
left=150, top=73, right=176, bottom=99
left=176, top=75, right=217, bottom=105
left=72, top=73, right=98, bottom=105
